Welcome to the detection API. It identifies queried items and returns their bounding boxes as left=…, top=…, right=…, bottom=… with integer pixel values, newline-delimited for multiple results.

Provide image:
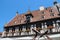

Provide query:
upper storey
left=4, top=1, right=60, bottom=27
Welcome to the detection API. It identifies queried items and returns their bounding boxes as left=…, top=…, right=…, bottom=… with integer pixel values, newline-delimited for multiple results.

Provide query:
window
left=34, top=24, right=36, bottom=27
left=31, top=24, right=36, bottom=27
left=31, top=25, right=34, bottom=27
left=47, top=21, right=53, bottom=26
left=26, top=16, right=31, bottom=22
left=59, top=22, right=60, bottom=27
left=43, top=23, right=46, bottom=28
left=9, top=28, right=12, bottom=32
left=5, top=28, right=9, bottom=32
left=36, top=23, right=40, bottom=28
left=41, top=11, right=45, bottom=14
left=22, top=26, right=26, bottom=31
left=15, top=27, right=19, bottom=32
left=49, top=9, right=52, bottom=12
left=56, top=20, right=60, bottom=27
left=50, top=13, right=54, bottom=16
left=14, top=21, right=17, bottom=24
left=41, top=15, right=44, bottom=19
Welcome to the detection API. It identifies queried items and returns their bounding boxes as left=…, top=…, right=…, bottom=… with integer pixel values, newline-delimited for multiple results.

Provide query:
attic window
left=26, top=16, right=31, bottom=22
left=41, top=11, right=45, bottom=14
left=50, top=13, right=54, bottom=16
left=14, top=22, right=17, bottom=24
left=49, top=9, right=52, bottom=12
left=41, top=15, right=44, bottom=19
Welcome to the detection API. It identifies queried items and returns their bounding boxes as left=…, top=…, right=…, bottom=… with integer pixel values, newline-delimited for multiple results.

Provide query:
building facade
left=1, top=1, right=60, bottom=40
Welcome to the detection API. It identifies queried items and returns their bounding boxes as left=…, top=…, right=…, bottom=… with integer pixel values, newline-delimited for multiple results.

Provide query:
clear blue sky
left=0, top=0, right=60, bottom=32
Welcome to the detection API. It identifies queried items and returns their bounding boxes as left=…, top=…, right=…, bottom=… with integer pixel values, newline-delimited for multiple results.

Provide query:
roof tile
left=5, top=7, right=60, bottom=27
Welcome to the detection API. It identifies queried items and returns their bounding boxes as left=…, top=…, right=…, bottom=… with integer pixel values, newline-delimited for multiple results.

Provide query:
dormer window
left=49, top=9, right=53, bottom=12
left=41, top=15, right=44, bottom=19
left=49, top=9, right=55, bottom=16
left=14, top=22, right=17, bottom=24
left=25, top=10, right=33, bottom=23
left=26, top=16, right=31, bottom=22
left=50, top=13, right=54, bottom=16
left=25, top=14, right=33, bottom=23
left=41, top=11, right=45, bottom=14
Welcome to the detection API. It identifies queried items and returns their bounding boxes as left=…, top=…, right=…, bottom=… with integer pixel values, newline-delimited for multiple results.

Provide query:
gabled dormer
left=25, top=9, right=33, bottom=23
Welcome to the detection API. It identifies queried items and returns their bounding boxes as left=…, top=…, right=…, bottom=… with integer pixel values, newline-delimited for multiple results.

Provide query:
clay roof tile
left=5, top=7, right=60, bottom=27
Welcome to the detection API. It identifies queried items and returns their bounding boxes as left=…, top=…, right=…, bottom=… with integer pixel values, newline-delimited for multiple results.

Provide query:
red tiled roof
left=5, top=7, right=60, bottom=27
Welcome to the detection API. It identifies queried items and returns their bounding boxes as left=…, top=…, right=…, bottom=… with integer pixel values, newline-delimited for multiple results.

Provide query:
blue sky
left=0, top=0, right=60, bottom=32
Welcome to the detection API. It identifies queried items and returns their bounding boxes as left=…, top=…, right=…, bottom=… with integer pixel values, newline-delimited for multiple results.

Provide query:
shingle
left=5, top=7, right=60, bottom=27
